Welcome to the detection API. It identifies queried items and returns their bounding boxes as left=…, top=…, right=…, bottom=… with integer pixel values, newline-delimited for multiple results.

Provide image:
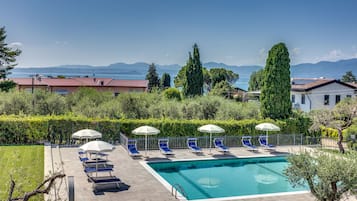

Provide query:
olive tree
left=285, top=151, right=357, bottom=201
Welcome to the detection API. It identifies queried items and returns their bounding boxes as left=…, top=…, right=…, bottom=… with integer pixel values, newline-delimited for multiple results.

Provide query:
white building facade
left=291, top=78, right=357, bottom=112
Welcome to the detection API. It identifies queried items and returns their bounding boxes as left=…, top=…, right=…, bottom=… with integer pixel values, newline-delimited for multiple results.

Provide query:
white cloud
left=312, top=49, right=357, bottom=63
left=9, top=42, right=23, bottom=48
left=291, top=48, right=300, bottom=56
left=55, top=41, right=68, bottom=46
left=258, top=48, right=267, bottom=64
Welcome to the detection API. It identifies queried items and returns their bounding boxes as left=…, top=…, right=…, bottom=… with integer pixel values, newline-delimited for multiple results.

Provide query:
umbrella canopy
left=198, top=124, right=225, bottom=153
left=132, top=125, right=160, bottom=157
left=72, top=129, right=102, bottom=140
left=255, top=123, right=280, bottom=132
left=79, top=140, right=115, bottom=153
left=255, top=123, right=280, bottom=145
left=132, top=126, right=160, bottom=135
left=198, top=124, right=225, bottom=133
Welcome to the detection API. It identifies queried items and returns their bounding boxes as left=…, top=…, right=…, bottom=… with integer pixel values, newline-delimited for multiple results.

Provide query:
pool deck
left=44, top=145, right=356, bottom=201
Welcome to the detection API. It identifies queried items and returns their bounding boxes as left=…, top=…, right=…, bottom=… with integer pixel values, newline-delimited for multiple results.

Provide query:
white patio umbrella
left=198, top=124, right=225, bottom=154
left=79, top=140, right=115, bottom=153
left=132, top=125, right=160, bottom=157
left=72, top=129, right=102, bottom=141
left=79, top=140, right=115, bottom=176
left=255, top=123, right=280, bottom=144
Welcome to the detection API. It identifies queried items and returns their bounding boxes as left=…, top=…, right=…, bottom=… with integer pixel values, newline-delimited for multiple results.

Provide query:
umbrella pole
left=145, top=134, right=148, bottom=157
left=96, top=152, right=98, bottom=177
left=209, top=133, right=212, bottom=154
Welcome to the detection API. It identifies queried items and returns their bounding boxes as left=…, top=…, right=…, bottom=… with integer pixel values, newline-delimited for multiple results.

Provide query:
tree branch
left=7, top=175, right=15, bottom=201
left=9, top=173, right=66, bottom=201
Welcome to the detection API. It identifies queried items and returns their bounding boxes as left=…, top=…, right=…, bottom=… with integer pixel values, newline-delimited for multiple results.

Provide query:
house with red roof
left=10, top=77, right=148, bottom=95
left=291, top=78, right=357, bottom=112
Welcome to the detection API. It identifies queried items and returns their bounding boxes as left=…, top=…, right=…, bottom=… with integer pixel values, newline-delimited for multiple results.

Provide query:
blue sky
left=2, top=0, right=357, bottom=67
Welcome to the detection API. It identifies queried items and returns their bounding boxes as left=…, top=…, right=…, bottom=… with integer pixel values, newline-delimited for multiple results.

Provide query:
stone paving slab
left=44, top=145, right=357, bottom=201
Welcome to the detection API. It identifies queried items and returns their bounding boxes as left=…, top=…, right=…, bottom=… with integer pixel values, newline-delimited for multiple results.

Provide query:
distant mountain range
left=9, top=58, right=357, bottom=90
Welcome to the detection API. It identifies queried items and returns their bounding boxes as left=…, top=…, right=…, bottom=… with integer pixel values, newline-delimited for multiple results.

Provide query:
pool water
left=148, top=156, right=308, bottom=200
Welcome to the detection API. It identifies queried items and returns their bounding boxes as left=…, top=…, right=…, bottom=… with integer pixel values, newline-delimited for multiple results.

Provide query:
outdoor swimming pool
left=147, top=156, right=309, bottom=200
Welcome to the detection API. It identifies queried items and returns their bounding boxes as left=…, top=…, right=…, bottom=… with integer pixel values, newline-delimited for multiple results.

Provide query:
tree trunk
left=337, top=129, right=345, bottom=154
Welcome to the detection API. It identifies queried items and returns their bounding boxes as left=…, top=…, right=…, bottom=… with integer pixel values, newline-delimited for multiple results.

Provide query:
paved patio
left=44, top=145, right=356, bottom=201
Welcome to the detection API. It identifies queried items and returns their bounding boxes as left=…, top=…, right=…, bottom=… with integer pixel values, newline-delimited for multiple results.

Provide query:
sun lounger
left=84, top=167, right=113, bottom=173
left=187, top=138, right=202, bottom=153
left=84, top=167, right=113, bottom=177
left=258, top=135, right=276, bottom=151
left=127, top=140, right=142, bottom=157
left=241, top=136, right=258, bottom=151
left=158, top=139, right=174, bottom=155
left=82, top=159, right=109, bottom=164
left=87, top=176, right=122, bottom=192
left=83, top=162, right=114, bottom=169
left=213, top=138, right=229, bottom=152
left=79, top=155, right=89, bottom=162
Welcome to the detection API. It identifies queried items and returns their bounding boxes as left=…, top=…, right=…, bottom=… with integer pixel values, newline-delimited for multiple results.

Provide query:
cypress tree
left=191, top=43, right=204, bottom=95
left=182, top=43, right=204, bottom=97
left=260, top=43, right=291, bottom=119
left=160, top=73, right=171, bottom=89
left=145, top=63, right=160, bottom=92
left=183, top=53, right=193, bottom=97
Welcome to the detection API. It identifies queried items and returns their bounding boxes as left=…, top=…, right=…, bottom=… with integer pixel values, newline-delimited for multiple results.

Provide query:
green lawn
left=0, top=145, right=44, bottom=201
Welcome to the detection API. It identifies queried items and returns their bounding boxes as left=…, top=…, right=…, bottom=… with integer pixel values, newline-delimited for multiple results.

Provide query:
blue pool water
left=148, top=156, right=308, bottom=200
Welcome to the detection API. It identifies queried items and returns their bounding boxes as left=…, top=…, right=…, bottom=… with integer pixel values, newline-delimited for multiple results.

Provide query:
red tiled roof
left=10, top=77, right=148, bottom=88
left=107, top=80, right=149, bottom=88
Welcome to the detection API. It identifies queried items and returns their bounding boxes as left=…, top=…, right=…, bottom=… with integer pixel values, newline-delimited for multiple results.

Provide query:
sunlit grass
left=0, top=145, right=44, bottom=201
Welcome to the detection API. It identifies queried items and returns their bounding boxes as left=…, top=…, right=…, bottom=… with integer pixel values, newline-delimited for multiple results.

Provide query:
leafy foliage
left=209, top=68, right=239, bottom=88
left=341, top=71, right=357, bottom=83
left=0, top=80, right=16, bottom=92
left=260, top=42, right=292, bottom=119
left=160, top=73, right=171, bottom=89
left=0, top=27, right=22, bottom=79
left=209, top=80, right=234, bottom=98
left=163, top=88, right=181, bottom=101
left=248, top=69, right=264, bottom=91
left=174, top=65, right=187, bottom=88
left=285, top=151, right=357, bottom=201
left=145, top=63, right=160, bottom=91
left=183, top=44, right=204, bottom=97
left=309, top=97, right=357, bottom=153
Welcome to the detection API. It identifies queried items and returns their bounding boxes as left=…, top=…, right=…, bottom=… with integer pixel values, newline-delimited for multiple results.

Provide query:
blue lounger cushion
left=241, top=136, right=257, bottom=151
left=214, top=138, right=229, bottom=152
left=187, top=138, right=202, bottom=152
left=258, top=136, right=276, bottom=150
left=127, top=140, right=142, bottom=156
left=158, top=139, right=174, bottom=155
left=84, top=167, right=113, bottom=173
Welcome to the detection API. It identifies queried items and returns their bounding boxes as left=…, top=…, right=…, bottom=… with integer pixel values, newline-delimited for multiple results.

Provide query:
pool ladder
left=171, top=183, right=188, bottom=199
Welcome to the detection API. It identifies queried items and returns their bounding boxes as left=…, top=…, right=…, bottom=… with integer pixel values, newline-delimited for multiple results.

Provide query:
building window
left=347, top=95, right=352, bottom=98
left=324, top=95, right=330, bottom=105
left=54, top=89, right=69, bottom=95
left=114, top=92, right=120, bottom=97
left=291, top=95, right=295, bottom=103
left=301, top=94, right=305, bottom=104
left=335, top=95, right=341, bottom=104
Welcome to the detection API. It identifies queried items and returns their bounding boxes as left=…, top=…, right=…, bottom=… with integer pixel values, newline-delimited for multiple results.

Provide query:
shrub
left=163, top=88, right=181, bottom=101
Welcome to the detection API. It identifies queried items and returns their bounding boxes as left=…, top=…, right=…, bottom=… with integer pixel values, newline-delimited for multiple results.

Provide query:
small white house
left=291, top=78, right=357, bottom=112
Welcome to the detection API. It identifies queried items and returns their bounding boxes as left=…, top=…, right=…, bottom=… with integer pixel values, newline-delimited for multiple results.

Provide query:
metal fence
left=120, top=133, right=321, bottom=151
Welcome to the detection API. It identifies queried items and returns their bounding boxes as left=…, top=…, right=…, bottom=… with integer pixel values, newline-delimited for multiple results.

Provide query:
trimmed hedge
left=0, top=115, right=310, bottom=144
left=0, top=115, right=120, bottom=144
